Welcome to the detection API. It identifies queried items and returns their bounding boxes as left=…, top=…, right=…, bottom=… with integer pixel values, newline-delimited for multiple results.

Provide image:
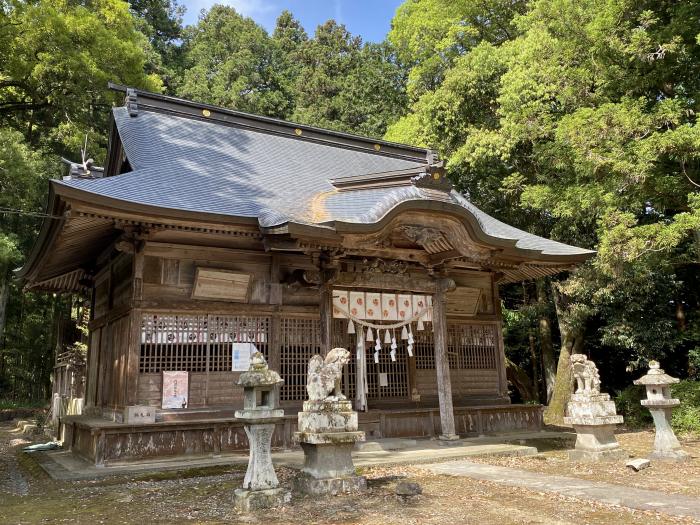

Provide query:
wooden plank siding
left=86, top=241, right=508, bottom=417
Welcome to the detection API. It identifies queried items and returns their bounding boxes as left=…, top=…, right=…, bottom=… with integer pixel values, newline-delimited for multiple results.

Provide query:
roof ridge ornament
left=125, top=88, right=138, bottom=117
left=411, top=160, right=452, bottom=192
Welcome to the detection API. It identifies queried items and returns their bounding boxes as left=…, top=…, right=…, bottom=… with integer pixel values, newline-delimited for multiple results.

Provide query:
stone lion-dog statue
left=570, top=353, right=601, bottom=395
left=306, top=348, right=350, bottom=401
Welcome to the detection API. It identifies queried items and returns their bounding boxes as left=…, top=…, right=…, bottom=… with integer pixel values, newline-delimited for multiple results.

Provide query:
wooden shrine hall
left=18, top=85, right=594, bottom=466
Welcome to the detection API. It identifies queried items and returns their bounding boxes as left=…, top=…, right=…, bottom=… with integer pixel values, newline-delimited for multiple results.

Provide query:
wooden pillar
left=433, top=277, right=458, bottom=440
left=125, top=243, right=144, bottom=406
left=492, top=275, right=509, bottom=400
left=319, top=279, right=333, bottom=357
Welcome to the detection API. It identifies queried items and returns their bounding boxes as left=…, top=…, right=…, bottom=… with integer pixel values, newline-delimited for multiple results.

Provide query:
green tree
left=128, top=0, right=185, bottom=91
left=0, top=0, right=162, bottom=159
left=389, top=0, right=700, bottom=422
left=292, top=21, right=408, bottom=138
left=177, top=5, right=294, bottom=118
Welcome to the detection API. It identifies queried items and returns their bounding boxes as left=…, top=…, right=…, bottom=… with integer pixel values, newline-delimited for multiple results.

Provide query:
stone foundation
left=234, top=487, right=291, bottom=511
left=294, top=473, right=367, bottom=495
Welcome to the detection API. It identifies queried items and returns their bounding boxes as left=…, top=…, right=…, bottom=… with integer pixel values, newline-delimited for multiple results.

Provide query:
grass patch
left=615, top=380, right=700, bottom=435
left=0, top=398, right=47, bottom=410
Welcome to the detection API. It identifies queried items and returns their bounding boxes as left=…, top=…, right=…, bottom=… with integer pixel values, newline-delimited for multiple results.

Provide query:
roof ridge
left=109, top=83, right=430, bottom=163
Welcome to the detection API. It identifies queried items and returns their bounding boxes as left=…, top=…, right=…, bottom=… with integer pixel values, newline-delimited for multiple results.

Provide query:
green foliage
left=177, top=5, right=294, bottom=118
left=389, top=0, right=700, bottom=371
left=671, top=380, right=700, bottom=435
left=292, top=22, right=408, bottom=137
left=614, top=385, right=652, bottom=428
left=0, top=0, right=162, bottom=159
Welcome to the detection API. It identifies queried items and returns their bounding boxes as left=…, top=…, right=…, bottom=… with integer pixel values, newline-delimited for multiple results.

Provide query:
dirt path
left=0, top=422, right=29, bottom=497
left=1, top=422, right=697, bottom=525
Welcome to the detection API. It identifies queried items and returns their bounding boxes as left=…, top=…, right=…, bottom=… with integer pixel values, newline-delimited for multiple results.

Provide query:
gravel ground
left=0, top=421, right=698, bottom=525
left=467, top=429, right=700, bottom=498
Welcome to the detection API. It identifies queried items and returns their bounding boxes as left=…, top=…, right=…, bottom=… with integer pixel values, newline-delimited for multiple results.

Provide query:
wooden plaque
left=446, top=286, right=482, bottom=316
left=191, top=268, right=251, bottom=302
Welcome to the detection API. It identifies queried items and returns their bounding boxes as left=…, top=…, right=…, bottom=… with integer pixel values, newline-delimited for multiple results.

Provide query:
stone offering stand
left=233, top=352, right=291, bottom=511
left=563, top=354, right=626, bottom=461
left=634, top=361, right=689, bottom=461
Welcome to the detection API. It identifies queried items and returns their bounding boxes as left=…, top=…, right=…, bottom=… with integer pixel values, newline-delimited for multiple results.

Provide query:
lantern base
left=234, top=487, right=291, bottom=511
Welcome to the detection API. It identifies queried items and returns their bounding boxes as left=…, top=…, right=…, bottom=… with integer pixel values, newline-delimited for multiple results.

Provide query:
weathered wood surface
left=62, top=404, right=543, bottom=465
left=433, top=278, right=457, bottom=439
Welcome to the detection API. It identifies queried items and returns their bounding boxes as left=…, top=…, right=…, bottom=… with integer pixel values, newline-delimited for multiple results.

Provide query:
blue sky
left=180, top=0, right=404, bottom=43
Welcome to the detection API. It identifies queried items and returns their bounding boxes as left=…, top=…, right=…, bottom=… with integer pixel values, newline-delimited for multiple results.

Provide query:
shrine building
left=18, top=85, right=594, bottom=465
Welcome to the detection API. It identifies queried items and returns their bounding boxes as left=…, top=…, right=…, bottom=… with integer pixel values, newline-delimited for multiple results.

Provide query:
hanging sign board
left=446, top=287, right=482, bottom=316
left=162, top=371, right=189, bottom=409
left=191, top=268, right=251, bottom=302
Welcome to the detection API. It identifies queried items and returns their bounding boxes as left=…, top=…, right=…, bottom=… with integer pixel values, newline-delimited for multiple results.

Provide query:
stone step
left=355, top=438, right=418, bottom=452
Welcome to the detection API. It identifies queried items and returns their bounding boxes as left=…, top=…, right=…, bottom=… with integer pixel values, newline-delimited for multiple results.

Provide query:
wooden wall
left=86, top=239, right=509, bottom=416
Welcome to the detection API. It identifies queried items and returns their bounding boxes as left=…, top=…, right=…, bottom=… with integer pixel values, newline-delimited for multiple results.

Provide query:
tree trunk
left=536, top=279, right=556, bottom=403
left=505, top=358, right=537, bottom=402
left=543, top=283, right=585, bottom=426
left=528, top=330, right=541, bottom=402
left=0, top=268, right=9, bottom=348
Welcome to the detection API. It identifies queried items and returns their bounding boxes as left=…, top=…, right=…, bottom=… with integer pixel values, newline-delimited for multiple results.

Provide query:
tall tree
left=128, top=0, right=185, bottom=91
left=0, top=0, right=162, bottom=159
left=388, top=0, right=700, bottom=420
left=292, top=21, right=408, bottom=138
left=177, top=6, right=294, bottom=118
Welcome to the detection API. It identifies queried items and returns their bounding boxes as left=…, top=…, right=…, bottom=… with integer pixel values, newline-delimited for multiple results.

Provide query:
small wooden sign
left=446, top=287, right=482, bottom=316
left=191, top=268, right=251, bottom=302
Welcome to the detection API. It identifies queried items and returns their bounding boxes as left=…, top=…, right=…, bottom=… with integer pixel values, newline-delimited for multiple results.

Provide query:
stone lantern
left=233, top=352, right=291, bottom=510
left=634, top=361, right=688, bottom=461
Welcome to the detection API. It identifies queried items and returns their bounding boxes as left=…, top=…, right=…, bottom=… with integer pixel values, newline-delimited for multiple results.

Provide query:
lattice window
left=448, top=323, right=497, bottom=370
left=139, top=313, right=270, bottom=373
left=365, top=339, right=409, bottom=399
left=414, top=323, right=498, bottom=370
left=208, top=315, right=269, bottom=372
left=413, top=326, right=436, bottom=369
left=279, top=318, right=321, bottom=402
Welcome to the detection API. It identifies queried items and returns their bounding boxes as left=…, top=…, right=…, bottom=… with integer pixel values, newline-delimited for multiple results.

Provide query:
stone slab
left=33, top=437, right=539, bottom=481
left=567, top=448, right=628, bottom=462
left=422, top=460, right=700, bottom=521
left=234, top=487, right=291, bottom=511
left=294, top=473, right=367, bottom=495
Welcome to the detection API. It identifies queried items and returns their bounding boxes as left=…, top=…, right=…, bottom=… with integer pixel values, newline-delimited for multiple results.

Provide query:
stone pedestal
left=294, top=399, right=366, bottom=495
left=645, top=401, right=689, bottom=461
left=564, top=393, right=626, bottom=461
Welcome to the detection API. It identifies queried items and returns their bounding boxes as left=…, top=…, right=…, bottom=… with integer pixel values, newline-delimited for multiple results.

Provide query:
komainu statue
left=570, top=354, right=601, bottom=395
left=306, top=348, right=350, bottom=401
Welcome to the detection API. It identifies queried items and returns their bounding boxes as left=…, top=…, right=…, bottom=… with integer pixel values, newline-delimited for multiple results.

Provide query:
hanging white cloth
left=355, top=326, right=368, bottom=412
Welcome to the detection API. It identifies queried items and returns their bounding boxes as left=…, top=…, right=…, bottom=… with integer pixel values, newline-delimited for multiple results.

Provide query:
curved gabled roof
left=20, top=87, right=594, bottom=290
left=55, top=96, right=592, bottom=260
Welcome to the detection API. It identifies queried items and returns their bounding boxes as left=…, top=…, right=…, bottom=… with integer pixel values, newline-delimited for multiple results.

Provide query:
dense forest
left=0, top=0, right=698, bottom=423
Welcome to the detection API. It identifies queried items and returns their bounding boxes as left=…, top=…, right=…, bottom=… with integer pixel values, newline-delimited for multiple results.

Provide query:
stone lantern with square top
left=634, top=361, right=688, bottom=461
left=233, top=351, right=290, bottom=510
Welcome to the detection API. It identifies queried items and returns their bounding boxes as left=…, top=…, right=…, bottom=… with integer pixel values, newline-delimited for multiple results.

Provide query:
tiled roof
left=58, top=102, right=593, bottom=258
